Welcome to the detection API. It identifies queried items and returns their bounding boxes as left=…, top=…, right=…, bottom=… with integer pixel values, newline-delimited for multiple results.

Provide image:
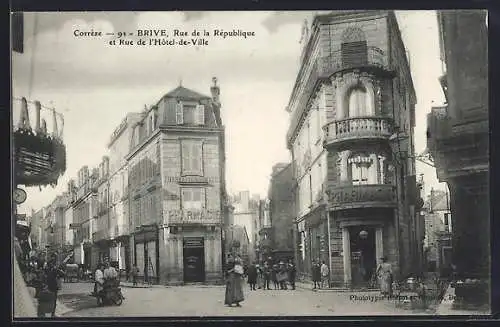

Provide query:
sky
left=12, top=10, right=447, bottom=215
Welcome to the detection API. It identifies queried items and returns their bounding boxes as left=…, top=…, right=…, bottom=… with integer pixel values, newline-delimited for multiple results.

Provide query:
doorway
left=349, top=226, right=376, bottom=287
left=183, top=237, right=205, bottom=283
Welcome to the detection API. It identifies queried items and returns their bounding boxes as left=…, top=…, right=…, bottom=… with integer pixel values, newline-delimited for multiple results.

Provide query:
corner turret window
left=348, top=155, right=373, bottom=185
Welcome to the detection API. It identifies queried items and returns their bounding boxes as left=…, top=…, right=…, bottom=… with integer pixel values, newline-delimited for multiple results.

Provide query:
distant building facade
left=264, top=163, right=295, bottom=263
left=422, top=189, right=452, bottom=274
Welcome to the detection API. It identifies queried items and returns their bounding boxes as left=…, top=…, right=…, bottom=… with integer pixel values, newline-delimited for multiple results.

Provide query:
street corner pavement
left=59, top=282, right=430, bottom=317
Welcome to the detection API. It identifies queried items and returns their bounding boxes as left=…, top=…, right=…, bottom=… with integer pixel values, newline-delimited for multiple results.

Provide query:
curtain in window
left=348, top=88, right=368, bottom=117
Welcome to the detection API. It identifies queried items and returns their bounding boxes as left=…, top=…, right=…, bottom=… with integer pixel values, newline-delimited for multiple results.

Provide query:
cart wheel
left=112, top=295, right=123, bottom=306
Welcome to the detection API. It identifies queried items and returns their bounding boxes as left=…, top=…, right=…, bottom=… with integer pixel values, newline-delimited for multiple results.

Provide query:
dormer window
left=176, top=101, right=205, bottom=125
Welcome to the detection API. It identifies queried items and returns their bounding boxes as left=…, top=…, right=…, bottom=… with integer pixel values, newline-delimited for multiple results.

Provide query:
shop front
left=133, top=224, right=160, bottom=284
left=183, top=237, right=205, bottom=283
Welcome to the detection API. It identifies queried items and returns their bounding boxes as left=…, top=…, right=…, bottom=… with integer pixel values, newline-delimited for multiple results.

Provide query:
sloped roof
left=163, top=86, right=211, bottom=101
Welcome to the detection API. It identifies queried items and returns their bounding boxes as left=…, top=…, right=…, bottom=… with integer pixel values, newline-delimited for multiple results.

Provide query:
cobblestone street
left=59, top=282, right=432, bottom=317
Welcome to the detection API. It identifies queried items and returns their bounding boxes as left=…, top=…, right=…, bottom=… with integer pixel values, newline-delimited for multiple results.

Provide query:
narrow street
left=58, top=282, right=432, bottom=317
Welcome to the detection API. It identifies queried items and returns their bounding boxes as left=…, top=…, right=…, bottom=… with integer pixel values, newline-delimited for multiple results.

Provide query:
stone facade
left=427, top=11, right=489, bottom=307
left=287, top=11, right=420, bottom=287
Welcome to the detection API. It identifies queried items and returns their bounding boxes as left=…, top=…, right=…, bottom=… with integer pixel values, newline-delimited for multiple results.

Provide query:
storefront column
left=375, top=226, right=383, bottom=265
left=342, top=227, right=351, bottom=286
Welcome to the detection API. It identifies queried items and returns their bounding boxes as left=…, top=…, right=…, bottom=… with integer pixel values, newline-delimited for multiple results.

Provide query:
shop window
left=181, top=140, right=203, bottom=176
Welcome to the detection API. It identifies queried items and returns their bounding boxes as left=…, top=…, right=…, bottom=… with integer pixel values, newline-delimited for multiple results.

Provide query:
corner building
left=288, top=11, right=419, bottom=287
left=128, top=80, right=226, bottom=285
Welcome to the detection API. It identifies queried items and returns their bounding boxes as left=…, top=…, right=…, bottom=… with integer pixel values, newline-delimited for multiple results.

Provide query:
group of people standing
left=245, top=259, right=296, bottom=291
left=311, top=260, right=330, bottom=289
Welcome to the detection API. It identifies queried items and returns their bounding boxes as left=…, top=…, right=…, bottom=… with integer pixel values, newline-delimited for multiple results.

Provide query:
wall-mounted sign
left=167, top=210, right=220, bottom=224
left=69, top=223, right=82, bottom=230
left=164, top=176, right=219, bottom=184
left=13, top=188, right=27, bottom=204
left=328, top=185, right=396, bottom=205
left=183, top=237, right=204, bottom=248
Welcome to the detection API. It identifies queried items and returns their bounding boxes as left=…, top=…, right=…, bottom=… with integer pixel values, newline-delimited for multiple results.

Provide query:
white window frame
left=181, top=140, right=203, bottom=176
left=181, top=187, right=206, bottom=211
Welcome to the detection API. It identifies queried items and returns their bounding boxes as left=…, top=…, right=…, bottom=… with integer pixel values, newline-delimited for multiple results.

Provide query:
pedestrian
left=376, top=257, right=393, bottom=296
left=271, top=264, right=279, bottom=289
left=246, top=262, right=258, bottom=290
left=38, top=255, right=64, bottom=317
left=277, top=261, right=288, bottom=290
left=224, top=256, right=245, bottom=307
left=256, top=263, right=264, bottom=289
left=130, top=264, right=139, bottom=286
left=320, top=261, right=330, bottom=289
left=287, top=260, right=296, bottom=290
left=312, top=261, right=321, bottom=289
left=263, top=262, right=271, bottom=290
left=94, top=263, right=105, bottom=296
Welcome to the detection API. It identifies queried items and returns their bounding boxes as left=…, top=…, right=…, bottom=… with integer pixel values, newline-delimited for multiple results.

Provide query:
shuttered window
left=341, top=41, right=368, bottom=68
left=196, top=104, right=205, bottom=125
left=181, top=188, right=205, bottom=210
left=181, top=140, right=203, bottom=175
left=176, top=102, right=184, bottom=124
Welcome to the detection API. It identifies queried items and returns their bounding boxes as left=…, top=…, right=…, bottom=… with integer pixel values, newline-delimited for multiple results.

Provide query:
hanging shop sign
left=13, top=98, right=66, bottom=187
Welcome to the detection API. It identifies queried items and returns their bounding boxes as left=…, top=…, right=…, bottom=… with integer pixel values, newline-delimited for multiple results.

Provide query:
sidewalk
left=295, top=280, right=379, bottom=293
left=119, top=281, right=224, bottom=289
left=436, top=284, right=490, bottom=316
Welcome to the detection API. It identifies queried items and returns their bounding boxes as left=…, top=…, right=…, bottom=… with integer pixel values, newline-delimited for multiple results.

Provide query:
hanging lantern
left=359, top=230, right=368, bottom=239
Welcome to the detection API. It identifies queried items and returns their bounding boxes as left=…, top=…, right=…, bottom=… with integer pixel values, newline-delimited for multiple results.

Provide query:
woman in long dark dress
left=224, top=257, right=245, bottom=307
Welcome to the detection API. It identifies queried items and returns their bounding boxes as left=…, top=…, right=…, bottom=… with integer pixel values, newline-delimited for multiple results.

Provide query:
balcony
left=166, top=209, right=221, bottom=226
left=326, top=184, right=396, bottom=211
left=323, top=116, right=394, bottom=148
left=113, top=224, right=130, bottom=237
left=92, top=229, right=109, bottom=242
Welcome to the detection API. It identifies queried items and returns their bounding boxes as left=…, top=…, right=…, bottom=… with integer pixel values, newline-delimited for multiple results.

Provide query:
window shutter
left=196, top=104, right=205, bottom=125
left=176, top=102, right=184, bottom=124
left=182, top=142, right=191, bottom=173
left=191, top=142, right=202, bottom=174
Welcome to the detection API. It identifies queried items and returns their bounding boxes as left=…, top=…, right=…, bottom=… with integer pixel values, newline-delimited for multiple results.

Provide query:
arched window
left=347, top=86, right=369, bottom=117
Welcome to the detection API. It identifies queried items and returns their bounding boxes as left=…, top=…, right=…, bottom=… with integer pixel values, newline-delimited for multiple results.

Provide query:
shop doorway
left=349, top=226, right=377, bottom=287
left=183, top=237, right=205, bottom=283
